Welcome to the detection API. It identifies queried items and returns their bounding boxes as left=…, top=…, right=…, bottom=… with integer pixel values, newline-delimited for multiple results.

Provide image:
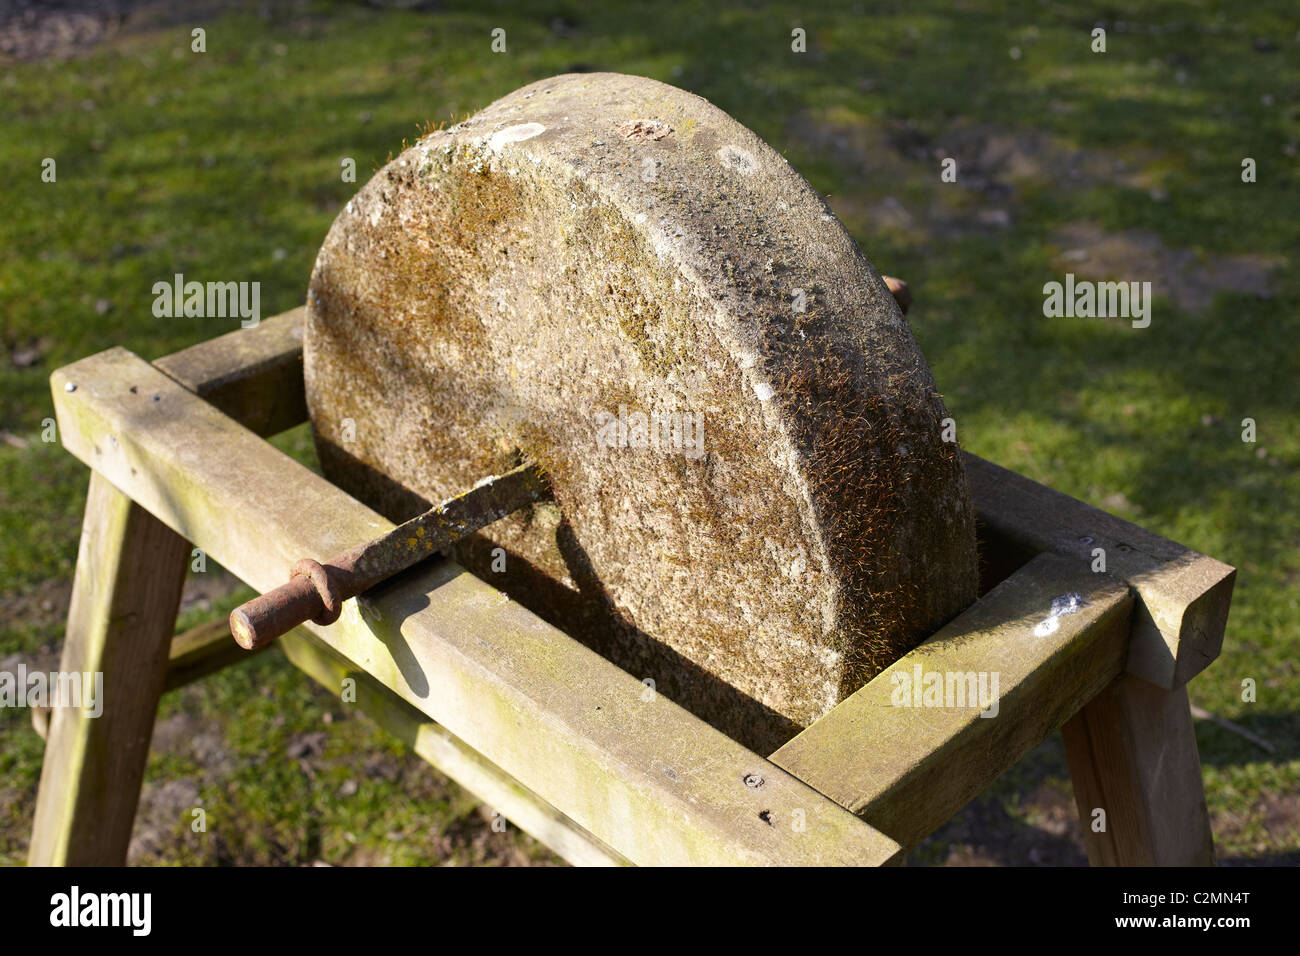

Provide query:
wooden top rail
left=153, top=307, right=307, bottom=438
left=772, top=552, right=1133, bottom=847
left=51, top=345, right=903, bottom=867
left=965, top=455, right=1234, bottom=688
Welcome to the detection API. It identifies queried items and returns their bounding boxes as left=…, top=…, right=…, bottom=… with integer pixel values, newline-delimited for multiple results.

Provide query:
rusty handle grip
left=230, top=463, right=548, bottom=651
left=229, top=574, right=327, bottom=650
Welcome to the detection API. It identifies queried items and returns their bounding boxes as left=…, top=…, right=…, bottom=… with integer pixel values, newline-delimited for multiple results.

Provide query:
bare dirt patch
left=917, top=781, right=1090, bottom=866
left=0, top=0, right=129, bottom=62
left=789, top=110, right=1285, bottom=315
left=0, top=576, right=71, bottom=638
left=1213, top=791, right=1300, bottom=863
left=919, top=124, right=1160, bottom=193
left=128, top=777, right=201, bottom=862
left=1052, top=222, right=1283, bottom=313
left=788, top=111, right=1163, bottom=242
left=0, top=0, right=267, bottom=64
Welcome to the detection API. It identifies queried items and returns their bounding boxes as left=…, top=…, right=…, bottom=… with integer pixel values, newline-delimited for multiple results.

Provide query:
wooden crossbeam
left=143, top=617, right=629, bottom=864
left=770, top=552, right=1134, bottom=848
left=964, top=455, right=1235, bottom=688
left=31, top=618, right=264, bottom=737
left=33, top=615, right=629, bottom=866
left=50, top=346, right=903, bottom=867
left=164, top=618, right=271, bottom=692
left=153, top=307, right=307, bottom=437
left=277, top=630, right=631, bottom=866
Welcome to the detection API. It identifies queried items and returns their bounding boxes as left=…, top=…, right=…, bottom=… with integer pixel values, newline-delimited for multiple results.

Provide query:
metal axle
left=229, top=463, right=548, bottom=649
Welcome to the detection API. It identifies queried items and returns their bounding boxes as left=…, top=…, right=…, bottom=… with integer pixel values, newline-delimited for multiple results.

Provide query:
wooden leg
left=1062, top=674, right=1215, bottom=866
left=28, top=472, right=190, bottom=866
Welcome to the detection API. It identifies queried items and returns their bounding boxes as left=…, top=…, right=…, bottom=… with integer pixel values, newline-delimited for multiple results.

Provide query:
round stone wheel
left=304, top=72, right=978, bottom=752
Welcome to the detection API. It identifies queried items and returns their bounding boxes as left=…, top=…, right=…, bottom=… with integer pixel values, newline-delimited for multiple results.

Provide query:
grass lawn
left=1, top=0, right=1296, bottom=865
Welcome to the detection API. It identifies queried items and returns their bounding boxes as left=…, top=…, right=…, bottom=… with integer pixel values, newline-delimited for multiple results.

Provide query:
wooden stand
left=30, top=309, right=1235, bottom=866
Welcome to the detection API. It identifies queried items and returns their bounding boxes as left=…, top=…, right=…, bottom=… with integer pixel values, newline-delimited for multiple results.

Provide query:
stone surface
left=304, top=72, right=978, bottom=753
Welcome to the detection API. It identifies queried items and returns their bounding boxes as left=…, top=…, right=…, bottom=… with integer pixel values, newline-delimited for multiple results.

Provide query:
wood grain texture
left=1062, top=675, right=1215, bottom=865
left=28, top=471, right=190, bottom=866
left=963, top=452, right=1235, bottom=688
left=278, top=630, right=630, bottom=866
left=153, top=307, right=306, bottom=436
left=163, top=617, right=271, bottom=692
left=50, top=347, right=903, bottom=866
left=37, top=611, right=623, bottom=865
left=771, top=552, right=1134, bottom=848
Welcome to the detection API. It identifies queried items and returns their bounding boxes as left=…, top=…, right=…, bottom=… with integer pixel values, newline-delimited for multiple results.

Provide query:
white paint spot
left=1033, top=617, right=1060, bottom=638
left=1033, top=592, right=1089, bottom=637
left=1050, top=593, right=1087, bottom=617
left=487, top=122, right=545, bottom=153
left=718, top=145, right=758, bottom=174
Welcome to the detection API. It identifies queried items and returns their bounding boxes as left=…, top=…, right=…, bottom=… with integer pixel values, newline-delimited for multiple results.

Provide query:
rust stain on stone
left=617, top=119, right=673, bottom=142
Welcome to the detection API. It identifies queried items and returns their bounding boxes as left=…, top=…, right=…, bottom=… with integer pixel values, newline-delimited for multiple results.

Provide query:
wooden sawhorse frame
left=29, top=308, right=1235, bottom=866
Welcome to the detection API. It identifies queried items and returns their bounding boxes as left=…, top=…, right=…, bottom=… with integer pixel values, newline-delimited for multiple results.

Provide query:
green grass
left=1, top=0, right=1296, bottom=865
